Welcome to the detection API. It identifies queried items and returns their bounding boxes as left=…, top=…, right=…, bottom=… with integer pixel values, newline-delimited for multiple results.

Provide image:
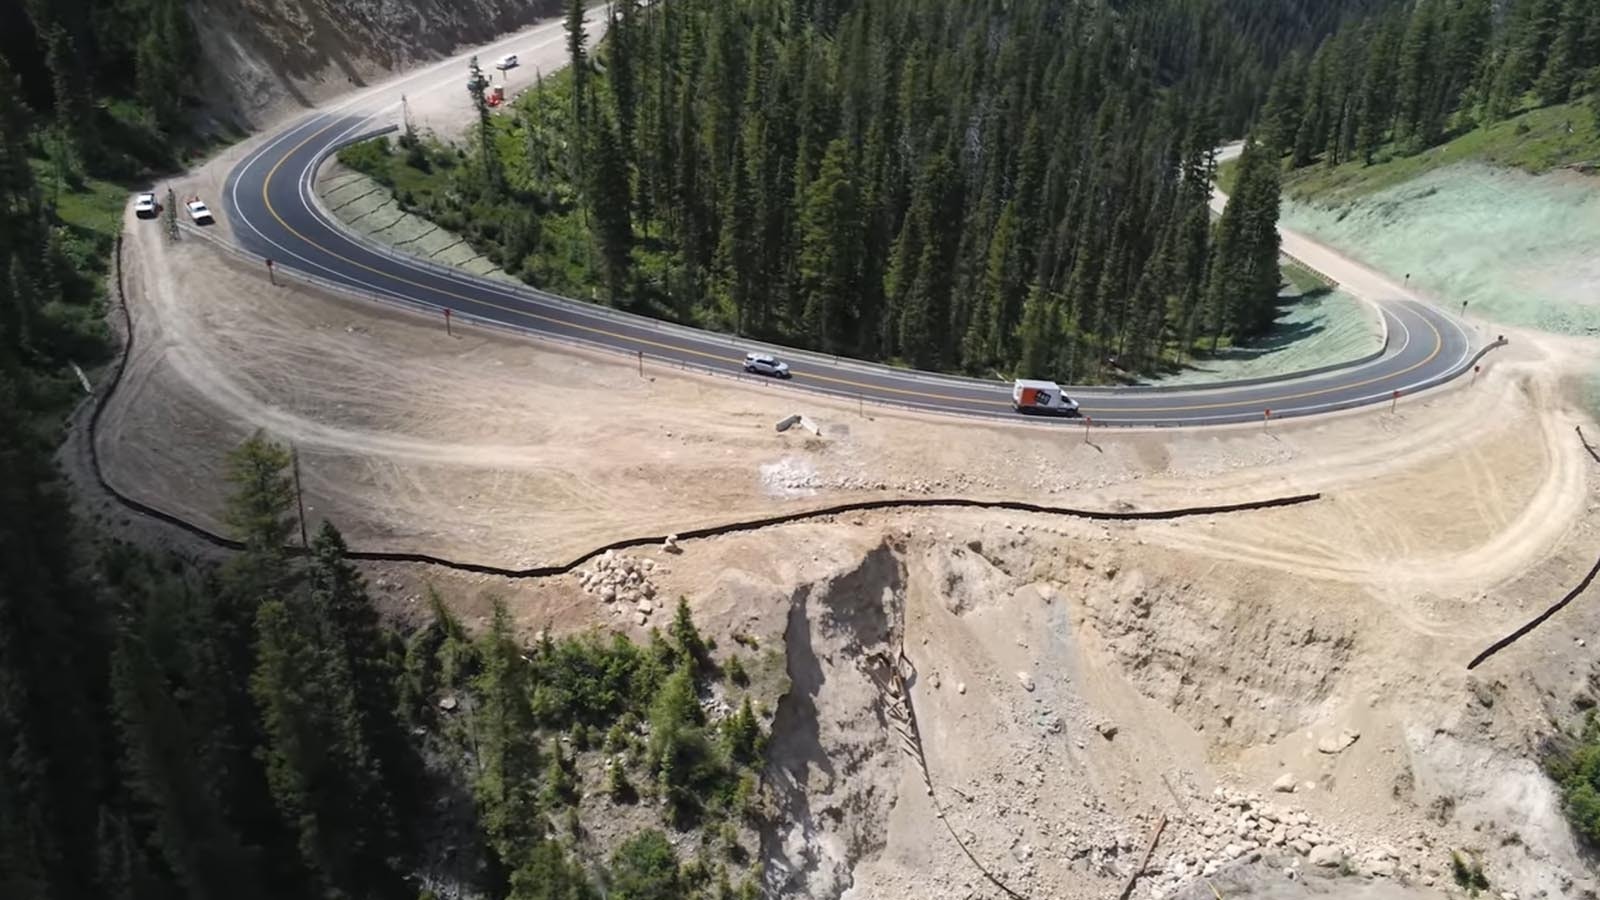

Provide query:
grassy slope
left=1225, top=100, right=1600, bottom=206
left=24, top=159, right=128, bottom=435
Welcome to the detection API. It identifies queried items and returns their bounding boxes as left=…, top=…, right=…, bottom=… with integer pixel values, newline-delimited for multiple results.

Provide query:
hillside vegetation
left=1278, top=101, right=1599, bottom=204
left=345, top=0, right=1394, bottom=384
left=1253, top=0, right=1600, bottom=200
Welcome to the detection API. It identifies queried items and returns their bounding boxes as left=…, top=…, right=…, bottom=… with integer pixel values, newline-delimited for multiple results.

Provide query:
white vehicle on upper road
left=495, top=54, right=519, bottom=71
left=132, top=192, right=158, bottom=219
left=185, top=199, right=215, bottom=225
left=743, top=352, right=791, bottom=379
left=1012, top=379, right=1080, bottom=416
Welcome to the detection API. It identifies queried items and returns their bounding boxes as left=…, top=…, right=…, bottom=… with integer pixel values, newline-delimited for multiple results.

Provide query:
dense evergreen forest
left=346, top=0, right=1395, bottom=382
left=1259, top=0, right=1600, bottom=172
left=4, top=3, right=770, bottom=889
left=4, top=431, right=769, bottom=900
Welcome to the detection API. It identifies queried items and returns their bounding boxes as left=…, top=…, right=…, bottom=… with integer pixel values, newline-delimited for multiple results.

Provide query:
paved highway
left=223, top=26, right=1477, bottom=427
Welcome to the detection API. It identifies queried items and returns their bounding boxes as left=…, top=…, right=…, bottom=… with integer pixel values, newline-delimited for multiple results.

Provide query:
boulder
left=1273, top=773, right=1298, bottom=793
left=1018, top=672, right=1035, bottom=692
left=1317, top=729, right=1360, bottom=754
left=1309, top=845, right=1344, bottom=868
left=1095, top=721, right=1118, bottom=740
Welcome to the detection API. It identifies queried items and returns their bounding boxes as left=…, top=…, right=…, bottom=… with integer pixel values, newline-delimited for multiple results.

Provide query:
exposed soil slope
left=193, top=0, right=561, bottom=128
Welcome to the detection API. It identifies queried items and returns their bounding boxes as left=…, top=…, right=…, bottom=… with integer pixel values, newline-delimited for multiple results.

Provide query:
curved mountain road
left=221, top=18, right=1477, bottom=428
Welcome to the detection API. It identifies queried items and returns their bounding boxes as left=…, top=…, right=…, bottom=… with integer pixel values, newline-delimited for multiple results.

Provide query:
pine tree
left=42, top=23, right=95, bottom=171
left=0, top=371, right=112, bottom=900
left=796, top=138, right=860, bottom=354
left=1536, top=0, right=1590, bottom=103
left=509, top=840, right=597, bottom=900
left=223, top=433, right=297, bottom=559
left=588, top=112, right=634, bottom=303
left=1354, top=16, right=1402, bottom=163
left=307, top=522, right=419, bottom=829
left=565, top=0, right=589, bottom=130
left=466, top=57, right=500, bottom=192
left=668, top=597, right=706, bottom=672
left=1395, top=1, right=1444, bottom=150
left=111, top=630, right=266, bottom=900
left=473, top=602, right=545, bottom=864
left=1014, top=281, right=1058, bottom=379
left=251, top=592, right=405, bottom=897
left=723, top=697, right=761, bottom=765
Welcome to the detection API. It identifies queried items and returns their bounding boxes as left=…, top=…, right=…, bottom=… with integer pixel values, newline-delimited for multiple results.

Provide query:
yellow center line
left=259, top=118, right=1442, bottom=417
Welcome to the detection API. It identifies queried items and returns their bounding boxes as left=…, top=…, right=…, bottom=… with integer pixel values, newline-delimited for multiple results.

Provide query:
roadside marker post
left=1263, top=409, right=1271, bottom=431
left=637, top=350, right=643, bottom=378
left=266, top=258, right=275, bottom=286
left=444, top=308, right=452, bottom=337
left=1083, top=415, right=1092, bottom=443
left=1472, top=364, right=1480, bottom=387
left=1391, top=389, right=1400, bottom=413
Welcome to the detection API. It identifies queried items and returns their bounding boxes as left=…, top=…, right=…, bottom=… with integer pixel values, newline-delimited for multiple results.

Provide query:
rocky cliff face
left=193, top=0, right=561, bottom=128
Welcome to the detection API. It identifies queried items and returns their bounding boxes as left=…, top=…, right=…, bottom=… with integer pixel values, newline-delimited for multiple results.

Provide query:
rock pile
left=576, top=551, right=665, bottom=626
left=1141, top=786, right=1430, bottom=898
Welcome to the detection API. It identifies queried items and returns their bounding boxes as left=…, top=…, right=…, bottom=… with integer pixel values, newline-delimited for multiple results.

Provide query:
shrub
left=609, top=830, right=681, bottom=900
left=1450, top=850, right=1489, bottom=894
left=1546, top=711, right=1600, bottom=843
left=725, top=655, right=748, bottom=687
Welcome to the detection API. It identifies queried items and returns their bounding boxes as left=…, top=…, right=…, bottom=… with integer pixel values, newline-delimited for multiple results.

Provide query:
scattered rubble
left=1140, top=786, right=1434, bottom=898
left=576, top=551, right=666, bottom=624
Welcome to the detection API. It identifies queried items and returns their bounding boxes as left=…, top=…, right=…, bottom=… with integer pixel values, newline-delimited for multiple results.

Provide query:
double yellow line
left=259, top=117, right=1445, bottom=419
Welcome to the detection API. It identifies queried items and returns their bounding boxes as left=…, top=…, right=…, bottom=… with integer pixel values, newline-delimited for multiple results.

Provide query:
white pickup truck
left=185, top=199, right=215, bottom=225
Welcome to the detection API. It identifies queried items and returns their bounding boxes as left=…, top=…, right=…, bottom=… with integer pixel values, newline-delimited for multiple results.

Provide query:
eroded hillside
left=192, top=0, right=562, bottom=126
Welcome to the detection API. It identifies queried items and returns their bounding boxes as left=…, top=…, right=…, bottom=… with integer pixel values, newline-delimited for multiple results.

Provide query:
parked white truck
left=1011, top=379, right=1080, bottom=416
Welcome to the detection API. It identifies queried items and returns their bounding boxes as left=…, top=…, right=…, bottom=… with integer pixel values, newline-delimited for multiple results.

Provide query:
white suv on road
left=743, top=352, right=791, bottom=378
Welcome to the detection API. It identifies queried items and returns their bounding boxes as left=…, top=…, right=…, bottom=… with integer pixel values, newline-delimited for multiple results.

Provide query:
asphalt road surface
left=223, top=32, right=1477, bottom=427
